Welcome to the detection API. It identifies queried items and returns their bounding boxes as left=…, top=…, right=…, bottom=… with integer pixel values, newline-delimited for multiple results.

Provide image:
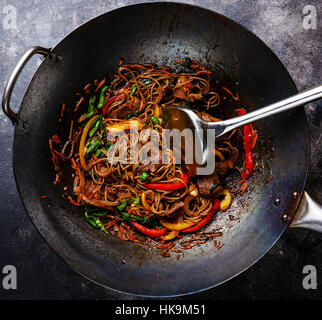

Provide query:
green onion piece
left=117, top=197, right=140, bottom=212
left=86, top=140, right=103, bottom=154
left=130, top=85, right=137, bottom=97
left=140, top=79, right=152, bottom=85
left=126, top=110, right=143, bottom=119
left=89, top=117, right=101, bottom=137
left=85, top=205, right=98, bottom=213
left=139, top=172, right=149, bottom=181
left=92, top=216, right=109, bottom=235
left=117, top=200, right=129, bottom=211
left=92, top=211, right=108, bottom=217
left=86, top=111, right=95, bottom=119
left=99, top=128, right=106, bottom=140
left=85, top=139, right=93, bottom=148
left=97, top=85, right=109, bottom=109
left=95, top=149, right=105, bottom=158
left=85, top=205, right=108, bottom=216
left=210, top=182, right=222, bottom=193
left=121, top=212, right=130, bottom=221
left=126, top=111, right=135, bottom=119
left=150, top=116, right=160, bottom=125
left=107, top=143, right=114, bottom=153
left=132, top=196, right=140, bottom=205
left=182, top=101, right=192, bottom=108
left=87, top=218, right=99, bottom=228
left=121, top=212, right=148, bottom=223
left=87, top=96, right=96, bottom=118
left=85, top=212, right=99, bottom=229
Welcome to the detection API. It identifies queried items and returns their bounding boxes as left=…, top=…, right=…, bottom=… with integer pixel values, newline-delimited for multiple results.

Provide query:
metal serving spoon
left=163, top=84, right=322, bottom=166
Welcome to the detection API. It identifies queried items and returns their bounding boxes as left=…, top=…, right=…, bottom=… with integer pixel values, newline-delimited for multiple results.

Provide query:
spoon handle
left=218, top=84, right=322, bottom=136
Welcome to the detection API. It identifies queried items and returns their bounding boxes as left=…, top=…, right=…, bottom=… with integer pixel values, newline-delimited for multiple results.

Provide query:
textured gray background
left=0, top=0, right=321, bottom=299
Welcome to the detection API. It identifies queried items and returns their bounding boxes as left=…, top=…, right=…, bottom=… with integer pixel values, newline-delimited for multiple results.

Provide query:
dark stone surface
left=0, top=0, right=321, bottom=299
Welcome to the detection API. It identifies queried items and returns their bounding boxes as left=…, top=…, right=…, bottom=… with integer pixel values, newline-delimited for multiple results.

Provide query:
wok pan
left=2, top=2, right=322, bottom=297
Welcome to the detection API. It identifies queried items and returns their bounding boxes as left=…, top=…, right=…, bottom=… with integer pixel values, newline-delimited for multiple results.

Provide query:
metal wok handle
left=2, top=46, right=51, bottom=124
left=290, top=192, right=322, bottom=233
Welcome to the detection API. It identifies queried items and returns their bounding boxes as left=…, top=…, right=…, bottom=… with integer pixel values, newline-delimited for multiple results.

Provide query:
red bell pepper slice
left=143, top=173, right=189, bottom=191
left=102, top=95, right=120, bottom=115
left=237, top=109, right=254, bottom=179
left=181, top=199, right=220, bottom=233
left=130, top=221, right=167, bottom=237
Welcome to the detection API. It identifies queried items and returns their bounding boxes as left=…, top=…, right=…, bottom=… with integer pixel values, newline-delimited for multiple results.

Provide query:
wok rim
left=11, top=1, right=310, bottom=297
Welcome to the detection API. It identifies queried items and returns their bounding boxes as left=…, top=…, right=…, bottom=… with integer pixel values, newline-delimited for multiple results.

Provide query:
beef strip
left=196, top=171, right=223, bottom=197
left=173, top=76, right=189, bottom=101
left=215, top=160, right=234, bottom=177
left=82, top=181, right=114, bottom=209
left=188, top=92, right=203, bottom=101
left=196, top=160, right=234, bottom=197
left=83, top=180, right=101, bottom=200
left=82, top=180, right=128, bottom=209
left=82, top=196, right=113, bottom=210
left=199, top=111, right=222, bottom=123
left=139, top=150, right=163, bottom=174
left=109, top=96, right=140, bottom=119
left=104, top=189, right=119, bottom=202
left=167, top=201, right=184, bottom=215
left=173, top=76, right=203, bottom=102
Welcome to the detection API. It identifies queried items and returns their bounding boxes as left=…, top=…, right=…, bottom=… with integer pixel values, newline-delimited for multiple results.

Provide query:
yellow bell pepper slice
left=219, top=189, right=232, bottom=211
left=160, top=217, right=199, bottom=231
left=141, top=191, right=151, bottom=211
left=154, top=105, right=161, bottom=118
left=215, top=149, right=225, bottom=161
left=79, top=115, right=98, bottom=170
left=106, top=120, right=142, bottom=133
left=160, top=230, right=178, bottom=241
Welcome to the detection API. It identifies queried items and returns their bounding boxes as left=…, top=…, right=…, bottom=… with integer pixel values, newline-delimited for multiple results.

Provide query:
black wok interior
left=13, top=3, right=309, bottom=296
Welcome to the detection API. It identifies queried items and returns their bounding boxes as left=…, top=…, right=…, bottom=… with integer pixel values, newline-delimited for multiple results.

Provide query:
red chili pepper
left=102, top=95, right=120, bottom=115
left=143, top=173, right=189, bottom=191
left=237, top=109, right=254, bottom=179
left=130, top=222, right=167, bottom=237
left=181, top=199, right=220, bottom=233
